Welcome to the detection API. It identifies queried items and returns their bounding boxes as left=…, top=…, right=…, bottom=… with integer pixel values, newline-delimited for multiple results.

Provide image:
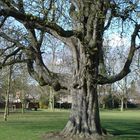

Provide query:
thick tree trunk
left=62, top=53, right=104, bottom=139
left=62, top=86, right=103, bottom=139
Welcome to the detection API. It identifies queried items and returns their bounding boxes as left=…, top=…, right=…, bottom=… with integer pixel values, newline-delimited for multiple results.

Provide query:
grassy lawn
left=0, top=110, right=69, bottom=140
left=101, top=109, right=140, bottom=140
left=0, top=109, right=140, bottom=140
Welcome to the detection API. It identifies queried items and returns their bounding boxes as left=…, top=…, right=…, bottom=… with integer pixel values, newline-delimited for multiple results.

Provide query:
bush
left=55, top=102, right=71, bottom=109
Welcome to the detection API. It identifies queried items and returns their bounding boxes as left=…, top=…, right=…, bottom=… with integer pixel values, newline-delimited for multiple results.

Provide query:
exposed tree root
left=42, top=132, right=112, bottom=140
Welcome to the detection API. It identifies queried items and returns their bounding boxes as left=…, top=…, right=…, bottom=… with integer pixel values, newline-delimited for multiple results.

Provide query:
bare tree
left=0, top=0, right=140, bottom=139
left=3, top=65, right=12, bottom=121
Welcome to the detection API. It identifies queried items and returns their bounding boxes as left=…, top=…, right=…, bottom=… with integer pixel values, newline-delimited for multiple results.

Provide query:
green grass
left=0, top=110, right=69, bottom=140
left=0, top=109, right=140, bottom=140
left=100, top=110, right=140, bottom=140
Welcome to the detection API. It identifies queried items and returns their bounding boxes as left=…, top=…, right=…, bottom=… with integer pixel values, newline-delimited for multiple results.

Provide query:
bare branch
left=0, top=58, right=29, bottom=69
left=0, top=16, right=8, bottom=28
left=104, top=10, right=113, bottom=30
left=0, top=32, right=25, bottom=50
left=0, top=28, right=71, bottom=91
left=1, top=0, right=18, bottom=11
left=43, top=27, right=74, bottom=47
left=98, top=24, right=140, bottom=84
left=0, top=8, right=83, bottom=39
left=0, top=44, right=15, bottom=55
left=18, top=0, right=25, bottom=13
left=38, top=31, right=45, bottom=47
left=24, top=24, right=39, bottom=52
left=27, top=59, right=71, bottom=91
left=136, top=45, right=140, bottom=50
left=2, top=48, right=21, bottom=65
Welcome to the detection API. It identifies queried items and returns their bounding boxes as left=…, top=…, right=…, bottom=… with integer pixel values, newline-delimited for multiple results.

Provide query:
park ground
left=0, top=109, right=140, bottom=140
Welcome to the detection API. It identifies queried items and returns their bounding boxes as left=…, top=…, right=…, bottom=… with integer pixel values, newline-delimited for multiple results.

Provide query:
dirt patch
left=42, top=132, right=71, bottom=140
left=42, top=132, right=110, bottom=140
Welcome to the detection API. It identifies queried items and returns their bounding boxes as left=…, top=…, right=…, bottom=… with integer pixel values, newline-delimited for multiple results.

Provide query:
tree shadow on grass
left=105, top=121, right=140, bottom=139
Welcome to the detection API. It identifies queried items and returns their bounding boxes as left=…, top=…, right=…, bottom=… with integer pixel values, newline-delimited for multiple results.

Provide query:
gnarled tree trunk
left=63, top=86, right=102, bottom=138
left=62, top=43, right=104, bottom=138
left=59, top=1, right=106, bottom=138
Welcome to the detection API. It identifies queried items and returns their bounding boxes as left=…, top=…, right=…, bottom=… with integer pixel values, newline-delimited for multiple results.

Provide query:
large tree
left=0, top=0, right=140, bottom=139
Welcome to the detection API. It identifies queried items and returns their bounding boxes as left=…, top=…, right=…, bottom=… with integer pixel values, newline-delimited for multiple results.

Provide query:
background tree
left=37, top=85, right=50, bottom=109
left=3, top=65, right=12, bottom=121
left=12, top=64, right=31, bottom=113
left=0, top=0, right=140, bottom=139
left=116, top=77, right=128, bottom=111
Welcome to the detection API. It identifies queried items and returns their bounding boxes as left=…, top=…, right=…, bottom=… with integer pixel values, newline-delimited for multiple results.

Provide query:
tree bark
left=4, top=90, right=9, bottom=121
left=125, top=101, right=127, bottom=109
left=62, top=81, right=103, bottom=138
left=61, top=1, right=107, bottom=137
left=49, top=86, right=54, bottom=111
left=62, top=46, right=104, bottom=138
left=4, top=66, right=12, bottom=121
left=120, top=97, right=124, bottom=112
